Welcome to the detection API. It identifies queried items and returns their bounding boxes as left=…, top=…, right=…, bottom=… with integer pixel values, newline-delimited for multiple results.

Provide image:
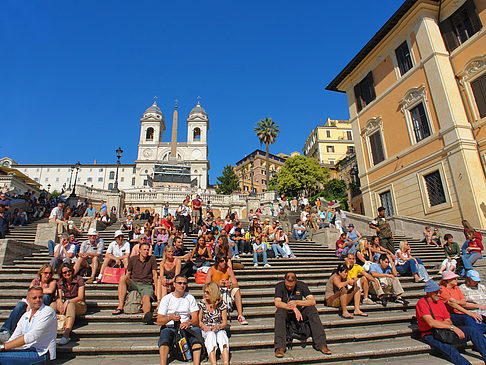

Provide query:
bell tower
left=137, top=100, right=165, bottom=161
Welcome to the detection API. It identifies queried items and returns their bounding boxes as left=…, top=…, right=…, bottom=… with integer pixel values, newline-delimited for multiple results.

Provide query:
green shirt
left=444, top=241, right=460, bottom=258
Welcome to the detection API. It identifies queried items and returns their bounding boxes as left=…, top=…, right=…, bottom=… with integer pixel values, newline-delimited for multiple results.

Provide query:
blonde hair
left=399, top=241, right=408, bottom=252
left=37, top=263, right=53, bottom=280
left=357, top=239, right=371, bottom=257
left=203, top=281, right=222, bottom=305
left=162, top=245, right=174, bottom=264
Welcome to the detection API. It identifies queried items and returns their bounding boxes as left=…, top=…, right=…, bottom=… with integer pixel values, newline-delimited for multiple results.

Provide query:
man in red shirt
left=416, top=280, right=486, bottom=364
left=191, top=195, right=202, bottom=225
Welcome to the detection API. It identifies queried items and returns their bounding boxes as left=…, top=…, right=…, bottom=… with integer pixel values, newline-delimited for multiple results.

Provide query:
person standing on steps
left=274, top=272, right=331, bottom=358
left=177, top=199, right=192, bottom=237
left=369, top=206, right=395, bottom=253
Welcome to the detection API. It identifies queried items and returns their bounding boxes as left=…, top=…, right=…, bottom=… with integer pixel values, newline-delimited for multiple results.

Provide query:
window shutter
left=440, top=18, right=458, bottom=52
left=369, top=131, right=385, bottom=165
left=465, top=0, right=482, bottom=33
left=354, top=84, right=363, bottom=112
left=367, top=72, right=376, bottom=101
left=471, top=74, right=486, bottom=118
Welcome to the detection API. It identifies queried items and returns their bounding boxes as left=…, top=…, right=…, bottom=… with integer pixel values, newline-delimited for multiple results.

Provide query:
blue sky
left=1, top=0, right=403, bottom=184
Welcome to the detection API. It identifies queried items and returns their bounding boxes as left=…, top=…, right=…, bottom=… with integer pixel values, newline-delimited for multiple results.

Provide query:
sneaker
left=395, top=297, right=409, bottom=306
left=379, top=298, right=388, bottom=307
left=234, top=255, right=240, bottom=259
left=362, top=298, right=374, bottom=305
left=253, top=263, right=258, bottom=267
left=264, top=263, right=271, bottom=268
left=58, top=336, right=70, bottom=345
left=143, top=311, right=153, bottom=325
left=237, top=315, right=248, bottom=325
left=0, top=329, right=10, bottom=344
left=275, top=348, right=285, bottom=358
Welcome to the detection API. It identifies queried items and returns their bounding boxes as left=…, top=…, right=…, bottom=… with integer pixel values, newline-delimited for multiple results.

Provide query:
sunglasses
left=175, top=282, right=188, bottom=286
left=62, top=270, right=72, bottom=275
left=204, top=290, right=210, bottom=294
left=42, top=271, right=53, bottom=275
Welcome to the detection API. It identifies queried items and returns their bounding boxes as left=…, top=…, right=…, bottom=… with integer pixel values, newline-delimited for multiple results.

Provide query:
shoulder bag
left=424, top=298, right=460, bottom=345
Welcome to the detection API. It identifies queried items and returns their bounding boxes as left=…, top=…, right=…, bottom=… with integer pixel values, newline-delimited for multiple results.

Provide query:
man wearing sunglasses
left=157, top=274, right=203, bottom=365
left=0, top=286, right=57, bottom=364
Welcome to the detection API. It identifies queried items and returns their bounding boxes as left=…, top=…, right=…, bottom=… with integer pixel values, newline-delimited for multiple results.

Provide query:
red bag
left=194, top=271, right=207, bottom=284
left=101, top=267, right=127, bottom=284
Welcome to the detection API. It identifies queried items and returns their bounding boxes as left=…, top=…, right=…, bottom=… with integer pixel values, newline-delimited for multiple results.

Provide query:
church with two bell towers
left=135, top=99, right=210, bottom=189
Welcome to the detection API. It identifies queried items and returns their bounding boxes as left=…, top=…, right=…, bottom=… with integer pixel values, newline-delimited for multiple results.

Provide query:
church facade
left=0, top=100, right=210, bottom=192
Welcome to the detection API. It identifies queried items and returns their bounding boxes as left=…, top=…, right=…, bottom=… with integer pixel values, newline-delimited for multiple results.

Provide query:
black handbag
left=424, top=298, right=461, bottom=345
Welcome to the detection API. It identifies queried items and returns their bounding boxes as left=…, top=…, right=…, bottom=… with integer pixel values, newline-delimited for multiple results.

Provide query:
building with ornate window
left=327, top=0, right=486, bottom=228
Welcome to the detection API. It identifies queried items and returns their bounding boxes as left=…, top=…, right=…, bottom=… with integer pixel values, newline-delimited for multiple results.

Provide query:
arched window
left=146, top=127, right=154, bottom=141
left=193, top=127, right=201, bottom=141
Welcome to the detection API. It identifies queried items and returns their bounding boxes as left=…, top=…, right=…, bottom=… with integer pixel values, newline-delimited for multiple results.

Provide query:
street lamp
left=68, top=165, right=75, bottom=190
left=114, top=147, right=123, bottom=192
left=47, top=184, right=51, bottom=192
left=249, top=155, right=256, bottom=197
left=70, top=162, right=81, bottom=197
left=271, top=169, right=279, bottom=203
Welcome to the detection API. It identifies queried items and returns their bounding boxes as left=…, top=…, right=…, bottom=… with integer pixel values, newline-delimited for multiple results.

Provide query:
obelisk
left=170, top=100, right=178, bottom=160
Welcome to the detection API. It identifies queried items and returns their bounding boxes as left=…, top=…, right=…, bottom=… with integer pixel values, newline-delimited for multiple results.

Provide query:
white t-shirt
left=158, top=292, right=198, bottom=327
left=53, top=243, right=76, bottom=260
left=49, top=207, right=62, bottom=220
left=107, top=240, right=130, bottom=257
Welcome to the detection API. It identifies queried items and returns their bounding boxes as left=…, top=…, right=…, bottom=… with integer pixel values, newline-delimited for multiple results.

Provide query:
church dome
left=144, top=101, right=163, bottom=115
left=189, top=102, right=207, bottom=116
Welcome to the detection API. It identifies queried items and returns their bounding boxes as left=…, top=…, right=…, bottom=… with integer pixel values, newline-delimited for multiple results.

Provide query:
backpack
left=124, top=290, right=142, bottom=314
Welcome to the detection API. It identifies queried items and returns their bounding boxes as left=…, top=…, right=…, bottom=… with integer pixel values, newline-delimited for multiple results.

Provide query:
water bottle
left=179, top=336, right=192, bottom=361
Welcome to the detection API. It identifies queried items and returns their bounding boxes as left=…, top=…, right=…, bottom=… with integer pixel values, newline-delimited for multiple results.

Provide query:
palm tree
left=254, top=118, right=280, bottom=190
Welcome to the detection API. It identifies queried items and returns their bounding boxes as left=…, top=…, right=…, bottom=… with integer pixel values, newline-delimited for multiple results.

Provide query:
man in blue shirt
left=292, top=219, right=307, bottom=240
left=99, top=200, right=107, bottom=213
left=369, top=254, right=406, bottom=307
left=81, top=202, right=96, bottom=232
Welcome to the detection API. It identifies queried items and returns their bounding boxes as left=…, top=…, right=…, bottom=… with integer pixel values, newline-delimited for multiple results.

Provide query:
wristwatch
left=0, top=344, right=5, bottom=351
left=450, top=325, right=454, bottom=331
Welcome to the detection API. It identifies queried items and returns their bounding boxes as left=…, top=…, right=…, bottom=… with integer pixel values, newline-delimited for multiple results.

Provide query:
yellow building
left=234, top=149, right=286, bottom=193
left=327, top=0, right=486, bottom=228
left=303, top=118, right=355, bottom=167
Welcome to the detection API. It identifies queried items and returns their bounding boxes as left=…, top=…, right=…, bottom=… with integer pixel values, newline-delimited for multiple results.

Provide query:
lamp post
left=68, top=165, right=75, bottom=190
left=249, top=155, right=256, bottom=197
left=271, top=169, right=279, bottom=203
left=70, top=162, right=81, bottom=197
left=47, top=184, right=51, bottom=193
left=114, top=147, right=123, bottom=192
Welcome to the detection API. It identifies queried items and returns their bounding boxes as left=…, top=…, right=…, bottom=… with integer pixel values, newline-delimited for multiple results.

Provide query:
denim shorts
left=158, top=325, right=203, bottom=348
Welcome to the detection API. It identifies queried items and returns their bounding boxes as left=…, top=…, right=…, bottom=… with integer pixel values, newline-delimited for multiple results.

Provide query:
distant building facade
left=302, top=118, right=355, bottom=167
left=327, top=0, right=486, bottom=228
left=233, top=149, right=286, bottom=193
left=1, top=100, right=210, bottom=192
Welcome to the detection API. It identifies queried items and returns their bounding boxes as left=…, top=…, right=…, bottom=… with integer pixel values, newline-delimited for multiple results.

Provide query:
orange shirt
left=439, top=285, right=466, bottom=314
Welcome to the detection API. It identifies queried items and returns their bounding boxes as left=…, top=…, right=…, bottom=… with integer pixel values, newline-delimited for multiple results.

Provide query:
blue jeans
left=47, top=240, right=55, bottom=256
left=396, top=258, right=423, bottom=275
left=272, top=243, right=287, bottom=257
left=158, top=325, right=203, bottom=348
left=422, top=324, right=486, bottom=364
left=0, top=348, right=49, bottom=365
left=1, top=302, right=28, bottom=335
left=342, top=244, right=357, bottom=257
left=450, top=313, right=486, bottom=334
left=292, top=229, right=306, bottom=240
left=461, top=252, right=483, bottom=275
left=253, top=251, right=268, bottom=265
left=228, top=239, right=239, bottom=256
left=154, top=243, right=166, bottom=258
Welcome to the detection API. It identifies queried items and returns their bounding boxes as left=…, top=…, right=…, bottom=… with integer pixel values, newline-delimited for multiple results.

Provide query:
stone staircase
left=0, top=218, right=484, bottom=364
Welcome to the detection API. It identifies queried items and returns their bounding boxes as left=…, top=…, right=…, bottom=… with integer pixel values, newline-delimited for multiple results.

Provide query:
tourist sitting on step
left=96, top=230, right=130, bottom=283
left=274, top=272, right=331, bottom=358
left=50, top=233, right=76, bottom=272
left=0, top=286, right=57, bottom=364
left=355, top=238, right=373, bottom=270
left=370, top=235, right=393, bottom=262
left=214, top=235, right=233, bottom=267
left=80, top=201, right=95, bottom=232
left=229, top=225, right=245, bottom=257
left=252, top=236, right=271, bottom=268
left=188, top=236, right=213, bottom=274
left=112, top=242, right=157, bottom=324
left=395, top=241, right=429, bottom=283
left=120, top=214, right=133, bottom=231
left=199, top=281, right=230, bottom=365
left=0, top=264, right=57, bottom=343
left=157, top=274, right=203, bottom=365
left=439, top=234, right=461, bottom=274
left=417, top=280, right=486, bottom=364
left=459, top=230, right=483, bottom=276
left=439, top=271, right=486, bottom=334
left=49, top=202, right=67, bottom=238
left=129, top=224, right=143, bottom=251
left=459, top=270, right=486, bottom=319
left=369, top=254, right=407, bottom=307
left=431, top=227, right=443, bottom=247
left=345, top=224, right=362, bottom=250
left=264, top=220, right=278, bottom=242
left=99, top=210, right=111, bottom=227
left=51, top=262, right=87, bottom=345
left=292, top=219, right=307, bottom=240
left=335, top=233, right=347, bottom=258
left=157, top=245, right=181, bottom=302
left=152, top=225, right=169, bottom=258
left=325, top=263, right=367, bottom=318
left=274, top=227, right=296, bottom=258
left=206, top=253, right=248, bottom=325
left=0, top=205, right=9, bottom=239
left=422, top=226, right=437, bottom=247
left=73, top=228, right=105, bottom=284
left=344, top=252, right=376, bottom=306
left=64, top=206, right=82, bottom=236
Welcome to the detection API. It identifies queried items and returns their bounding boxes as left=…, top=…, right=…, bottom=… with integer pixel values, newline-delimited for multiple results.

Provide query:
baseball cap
left=467, top=270, right=481, bottom=282
left=114, top=230, right=124, bottom=238
left=87, top=228, right=98, bottom=236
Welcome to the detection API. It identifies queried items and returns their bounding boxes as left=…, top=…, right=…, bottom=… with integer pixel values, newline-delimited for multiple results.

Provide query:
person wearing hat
left=73, top=228, right=105, bottom=284
left=439, top=271, right=486, bottom=333
left=417, top=280, right=486, bottom=364
left=342, top=224, right=362, bottom=256
left=369, top=207, right=395, bottom=253
left=96, top=230, right=130, bottom=283
left=460, top=270, right=486, bottom=317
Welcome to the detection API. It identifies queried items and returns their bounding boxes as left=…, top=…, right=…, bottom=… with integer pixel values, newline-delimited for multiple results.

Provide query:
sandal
left=112, top=308, right=123, bottom=315
left=354, top=312, right=368, bottom=317
left=340, top=314, right=353, bottom=319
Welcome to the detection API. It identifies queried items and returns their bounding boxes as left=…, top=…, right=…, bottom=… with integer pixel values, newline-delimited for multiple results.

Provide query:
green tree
left=254, top=118, right=280, bottom=189
left=215, top=165, right=240, bottom=195
left=275, top=155, right=329, bottom=197
left=323, top=179, right=348, bottom=201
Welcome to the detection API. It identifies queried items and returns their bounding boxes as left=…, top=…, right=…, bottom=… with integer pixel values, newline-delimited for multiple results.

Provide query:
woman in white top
left=395, top=241, right=425, bottom=282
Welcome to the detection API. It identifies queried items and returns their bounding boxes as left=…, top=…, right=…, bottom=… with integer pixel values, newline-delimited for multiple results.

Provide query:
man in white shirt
left=157, top=274, right=203, bottom=365
left=74, top=228, right=105, bottom=284
left=97, top=230, right=130, bottom=283
left=177, top=199, right=192, bottom=236
left=49, top=202, right=67, bottom=236
left=0, top=286, right=57, bottom=363
left=50, top=233, right=76, bottom=271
